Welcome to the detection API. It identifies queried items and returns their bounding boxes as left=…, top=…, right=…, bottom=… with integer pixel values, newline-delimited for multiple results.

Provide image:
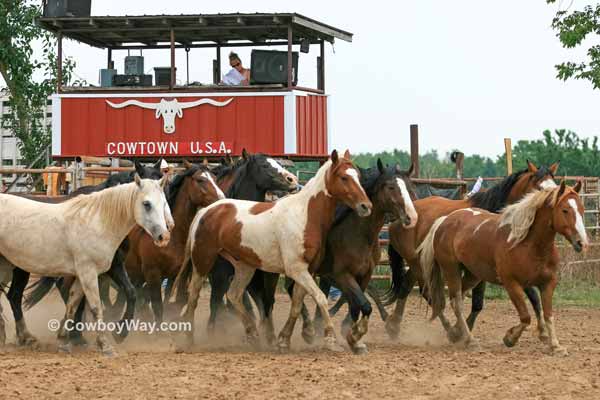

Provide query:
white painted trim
left=326, top=95, right=332, bottom=152
left=55, top=90, right=311, bottom=99
left=283, top=93, right=297, bottom=154
left=51, top=94, right=62, bottom=156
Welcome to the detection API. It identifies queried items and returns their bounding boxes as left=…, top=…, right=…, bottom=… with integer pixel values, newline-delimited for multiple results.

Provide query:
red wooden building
left=38, top=13, right=353, bottom=161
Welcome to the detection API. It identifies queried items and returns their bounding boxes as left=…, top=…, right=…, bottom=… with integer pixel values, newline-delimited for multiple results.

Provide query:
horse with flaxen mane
left=419, top=182, right=588, bottom=355
left=0, top=175, right=173, bottom=355
left=172, top=150, right=372, bottom=351
left=380, top=161, right=559, bottom=339
left=287, top=159, right=418, bottom=353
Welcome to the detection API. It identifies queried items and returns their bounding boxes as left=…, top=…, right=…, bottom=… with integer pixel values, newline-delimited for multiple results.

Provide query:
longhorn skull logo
left=106, top=98, right=234, bottom=134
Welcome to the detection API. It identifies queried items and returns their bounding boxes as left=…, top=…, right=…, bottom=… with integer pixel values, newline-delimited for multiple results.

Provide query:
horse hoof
left=302, top=326, right=316, bottom=345
left=385, top=321, right=400, bottom=340
left=102, top=347, right=118, bottom=357
left=552, top=346, right=568, bottom=357
left=502, top=335, right=517, bottom=348
left=447, top=327, right=462, bottom=344
left=538, top=332, right=550, bottom=344
left=352, top=343, right=368, bottom=355
left=58, top=342, right=73, bottom=354
left=19, top=335, right=40, bottom=349
left=323, top=337, right=344, bottom=353
left=465, top=339, right=481, bottom=352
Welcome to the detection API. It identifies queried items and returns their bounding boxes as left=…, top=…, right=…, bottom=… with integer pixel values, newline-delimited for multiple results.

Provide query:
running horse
left=288, top=159, right=418, bottom=353
left=0, top=176, right=173, bottom=355
left=174, top=150, right=372, bottom=351
left=381, top=161, right=559, bottom=339
left=419, top=181, right=588, bottom=355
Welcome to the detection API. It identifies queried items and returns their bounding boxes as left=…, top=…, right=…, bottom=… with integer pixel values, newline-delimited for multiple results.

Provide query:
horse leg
left=258, top=272, right=279, bottom=347
left=385, top=268, right=417, bottom=340
left=502, top=280, right=531, bottom=349
left=285, top=268, right=339, bottom=352
left=105, top=252, right=136, bottom=343
left=314, top=276, right=333, bottom=336
left=366, top=285, right=389, bottom=322
left=539, top=278, right=566, bottom=356
left=524, top=286, right=548, bottom=343
left=0, top=297, right=6, bottom=346
left=466, top=281, right=485, bottom=331
left=57, top=280, right=85, bottom=353
left=7, top=268, right=38, bottom=347
left=278, top=280, right=308, bottom=351
left=68, top=299, right=89, bottom=347
left=180, top=268, right=203, bottom=349
left=338, top=273, right=371, bottom=354
left=285, top=278, right=315, bottom=344
left=77, top=268, right=115, bottom=356
left=445, top=266, right=477, bottom=348
left=207, top=258, right=234, bottom=336
left=145, top=270, right=164, bottom=325
left=226, top=263, right=260, bottom=348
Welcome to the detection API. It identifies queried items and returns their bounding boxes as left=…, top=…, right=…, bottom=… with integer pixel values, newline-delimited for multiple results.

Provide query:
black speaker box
left=43, top=0, right=91, bottom=18
left=113, top=74, right=152, bottom=87
left=250, top=50, right=299, bottom=85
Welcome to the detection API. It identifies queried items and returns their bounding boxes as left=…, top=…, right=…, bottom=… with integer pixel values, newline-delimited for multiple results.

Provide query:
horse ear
left=377, top=158, right=384, bottom=173
left=343, top=149, right=351, bottom=159
left=153, top=159, right=162, bottom=169
left=227, top=154, right=233, bottom=164
left=549, top=161, right=560, bottom=175
left=134, top=173, right=142, bottom=187
left=183, top=159, right=193, bottom=169
left=242, top=148, right=249, bottom=160
left=526, top=160, right=538, bottom=173
left=331, top=149, right=339, bottom=164
left=558, top=180, right=566, bottom=197
left=407, top=162, right=415, bottom=177
left=203, top=158, right=209, bottom=167
left=134, top=161, right=145, bottom=176
left=574, top=180, right=583, bottom=193
left=394, top=163, right=402, bottom=174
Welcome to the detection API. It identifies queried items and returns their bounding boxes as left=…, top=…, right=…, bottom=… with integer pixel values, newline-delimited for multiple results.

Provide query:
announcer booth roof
left=37, top=13, right=353, bottom=48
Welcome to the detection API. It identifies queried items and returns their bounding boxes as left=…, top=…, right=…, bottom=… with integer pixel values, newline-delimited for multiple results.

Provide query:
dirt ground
left=1, top=290, right=600, bottom=400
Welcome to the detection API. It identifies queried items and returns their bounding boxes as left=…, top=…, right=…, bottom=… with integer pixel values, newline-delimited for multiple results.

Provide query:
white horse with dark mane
left=0, top=175, right=173, bottom=355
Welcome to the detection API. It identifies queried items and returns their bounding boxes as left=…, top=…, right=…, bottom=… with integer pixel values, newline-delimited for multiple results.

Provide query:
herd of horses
left=0, top=150, right=589, bottom=357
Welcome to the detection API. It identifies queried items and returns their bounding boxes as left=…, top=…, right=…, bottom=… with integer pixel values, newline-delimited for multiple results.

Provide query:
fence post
left=410, top=124, right=419, bottom=178
left=504, top=138, right=513, bottom=175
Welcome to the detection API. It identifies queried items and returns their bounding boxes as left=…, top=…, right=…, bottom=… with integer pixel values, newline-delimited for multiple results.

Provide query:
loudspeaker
left=250, top=50, right=298, bottom=86
left=113, top=74, right=152, bottom=87
left=43, top=0, right=92, bottom=18
left=124, top=56, right=144, bottom=75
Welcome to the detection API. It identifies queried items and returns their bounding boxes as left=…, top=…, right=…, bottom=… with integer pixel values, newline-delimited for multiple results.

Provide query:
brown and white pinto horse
left=178, top=149, right=372, bottom=351
left=383, top=161, right=559, bottom=338
left=419, top=182, right=588, bottom=355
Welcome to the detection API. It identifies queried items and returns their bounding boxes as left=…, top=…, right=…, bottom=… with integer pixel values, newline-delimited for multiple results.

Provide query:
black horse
left=11, top=160, right=163, bottom=346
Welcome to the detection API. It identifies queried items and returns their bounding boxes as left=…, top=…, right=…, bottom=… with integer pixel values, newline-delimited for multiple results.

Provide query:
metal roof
left=37, top=13, right=353, bottom=49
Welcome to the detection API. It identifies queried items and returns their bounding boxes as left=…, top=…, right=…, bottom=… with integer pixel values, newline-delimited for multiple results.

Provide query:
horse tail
left=377, top=243, right=408, bottom=306
left=417, top=216, right=447, bottom=321
left=24, top=277, right=59, bottom=310
left=169, top=230, right=194, bottom=305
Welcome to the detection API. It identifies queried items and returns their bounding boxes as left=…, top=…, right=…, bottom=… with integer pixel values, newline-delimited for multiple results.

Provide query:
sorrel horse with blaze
left=419, top=181, right=588, bottom=355
left=382, top=161, right=559, bottom=338
left=175, top=150, right=372, bottom=351
left=124, top=160, right=224, bottom=323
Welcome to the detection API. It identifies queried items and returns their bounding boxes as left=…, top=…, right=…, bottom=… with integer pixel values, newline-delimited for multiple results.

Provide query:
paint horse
left=289, top=159, right=418, bottom=353
left=175, top=150, right=372, bottom=351
left=9, top=161, right=163, bottom=347
left=419, top=181, right=588, bottom=355
left=124, top=160, right=224, bottom=323
left=381, top=161, right=559, bottom=339
left=0, top=176, right=173, bottom=355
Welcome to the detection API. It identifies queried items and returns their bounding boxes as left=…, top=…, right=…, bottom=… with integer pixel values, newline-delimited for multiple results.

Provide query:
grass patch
left=476, top=281, right=600, bottom=307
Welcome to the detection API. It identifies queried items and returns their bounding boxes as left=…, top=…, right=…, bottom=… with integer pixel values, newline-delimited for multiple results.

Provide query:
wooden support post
left=504, top=138, right=513, bottom=175
left=454, top=152, right=465, bottom=180
left=107, top=48, right=112, bottom=69
left=318, top=40, right=325, bottom=91
left=287, top=25, right=293, bottom=89
left=57, top=32, right=63, bottom=92
left=410, top=124, right=419, bottom=178
left=170, top=29, right=175, bottom=89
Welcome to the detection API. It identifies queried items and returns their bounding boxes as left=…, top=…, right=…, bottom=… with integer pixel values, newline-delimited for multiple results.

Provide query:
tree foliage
left=547, top=1, right=600, bottom=89
left=0, top=0, right=74, bottom=165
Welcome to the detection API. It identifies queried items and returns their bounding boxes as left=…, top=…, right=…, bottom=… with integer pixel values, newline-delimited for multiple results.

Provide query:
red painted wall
left=296, top=95, right=328, bottom=156
left=58, top=96, right=285, bottom=157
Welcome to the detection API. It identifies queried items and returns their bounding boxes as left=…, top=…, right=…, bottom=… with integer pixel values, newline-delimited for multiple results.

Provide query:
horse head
left=370, top=159, right=418, bottom=228
left=326, top=149, right=372, bottom=217
left=133, top=174, right=174, bottom=247
left=553, top=180, right=589, bottom=253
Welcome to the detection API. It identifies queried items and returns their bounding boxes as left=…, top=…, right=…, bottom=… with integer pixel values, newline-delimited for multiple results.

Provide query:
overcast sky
left=4, top=0, right=599, bottom=159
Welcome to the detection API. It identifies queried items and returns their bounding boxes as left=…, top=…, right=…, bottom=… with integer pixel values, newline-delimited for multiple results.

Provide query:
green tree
left=0, top=0, right=74, bottom=166
left=546, top=1, right=600, bottom=89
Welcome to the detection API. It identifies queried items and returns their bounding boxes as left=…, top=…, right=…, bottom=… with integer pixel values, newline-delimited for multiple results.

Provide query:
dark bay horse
left=124, top=161, right=224, bottom=323
left=174, top=149, right=372, bottom=351
left=420, top=182, right=587, bottom=355
left=381, top=161, right=559, bottom=339
left=7, top=161, right=163, bottom=347
left=289, top=159, right=418, bottom=353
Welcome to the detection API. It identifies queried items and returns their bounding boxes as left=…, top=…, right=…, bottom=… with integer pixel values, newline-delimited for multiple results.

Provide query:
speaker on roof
left=250, top=50, right=299, bottom=86
left=43, top=0, right=92, bottom=18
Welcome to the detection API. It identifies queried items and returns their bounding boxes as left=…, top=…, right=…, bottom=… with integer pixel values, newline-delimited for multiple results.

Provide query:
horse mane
left=166, top=165, right=209, bottom=209
left=63, top=182, right=138, bottom=230
left=470, top=166, right=554, bottom=212
left=499, top=186, right=559, bottom=246
left=225, top=153, right=269, bottom=198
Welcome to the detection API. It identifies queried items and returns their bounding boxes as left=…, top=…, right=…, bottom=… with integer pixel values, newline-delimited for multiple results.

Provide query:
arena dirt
left=1, top=290, right=600, bottom=399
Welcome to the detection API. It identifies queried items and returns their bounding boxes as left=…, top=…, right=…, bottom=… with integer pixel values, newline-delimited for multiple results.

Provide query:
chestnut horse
left=124, top=160, right=224, bottom=323
left=175, top=150, right=372, bottom=351
left=382, top=161, right=559, bottom=339
left=0, top=176, right=173, bottom=355
left=419, top=182, right=588, bottom=355
left=289, top=159, right=418, bottom=353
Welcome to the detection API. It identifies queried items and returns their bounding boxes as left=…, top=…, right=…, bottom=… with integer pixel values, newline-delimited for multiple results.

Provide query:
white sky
left=4, top=0, right=599, bottom=158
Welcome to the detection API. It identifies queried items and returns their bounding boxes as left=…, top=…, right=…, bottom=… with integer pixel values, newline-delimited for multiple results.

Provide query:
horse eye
left=341, top=176, right=348, bottom=182
left=143, top=200, right=152, bottom=211
left=562, top=209, right=569, bottom=214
